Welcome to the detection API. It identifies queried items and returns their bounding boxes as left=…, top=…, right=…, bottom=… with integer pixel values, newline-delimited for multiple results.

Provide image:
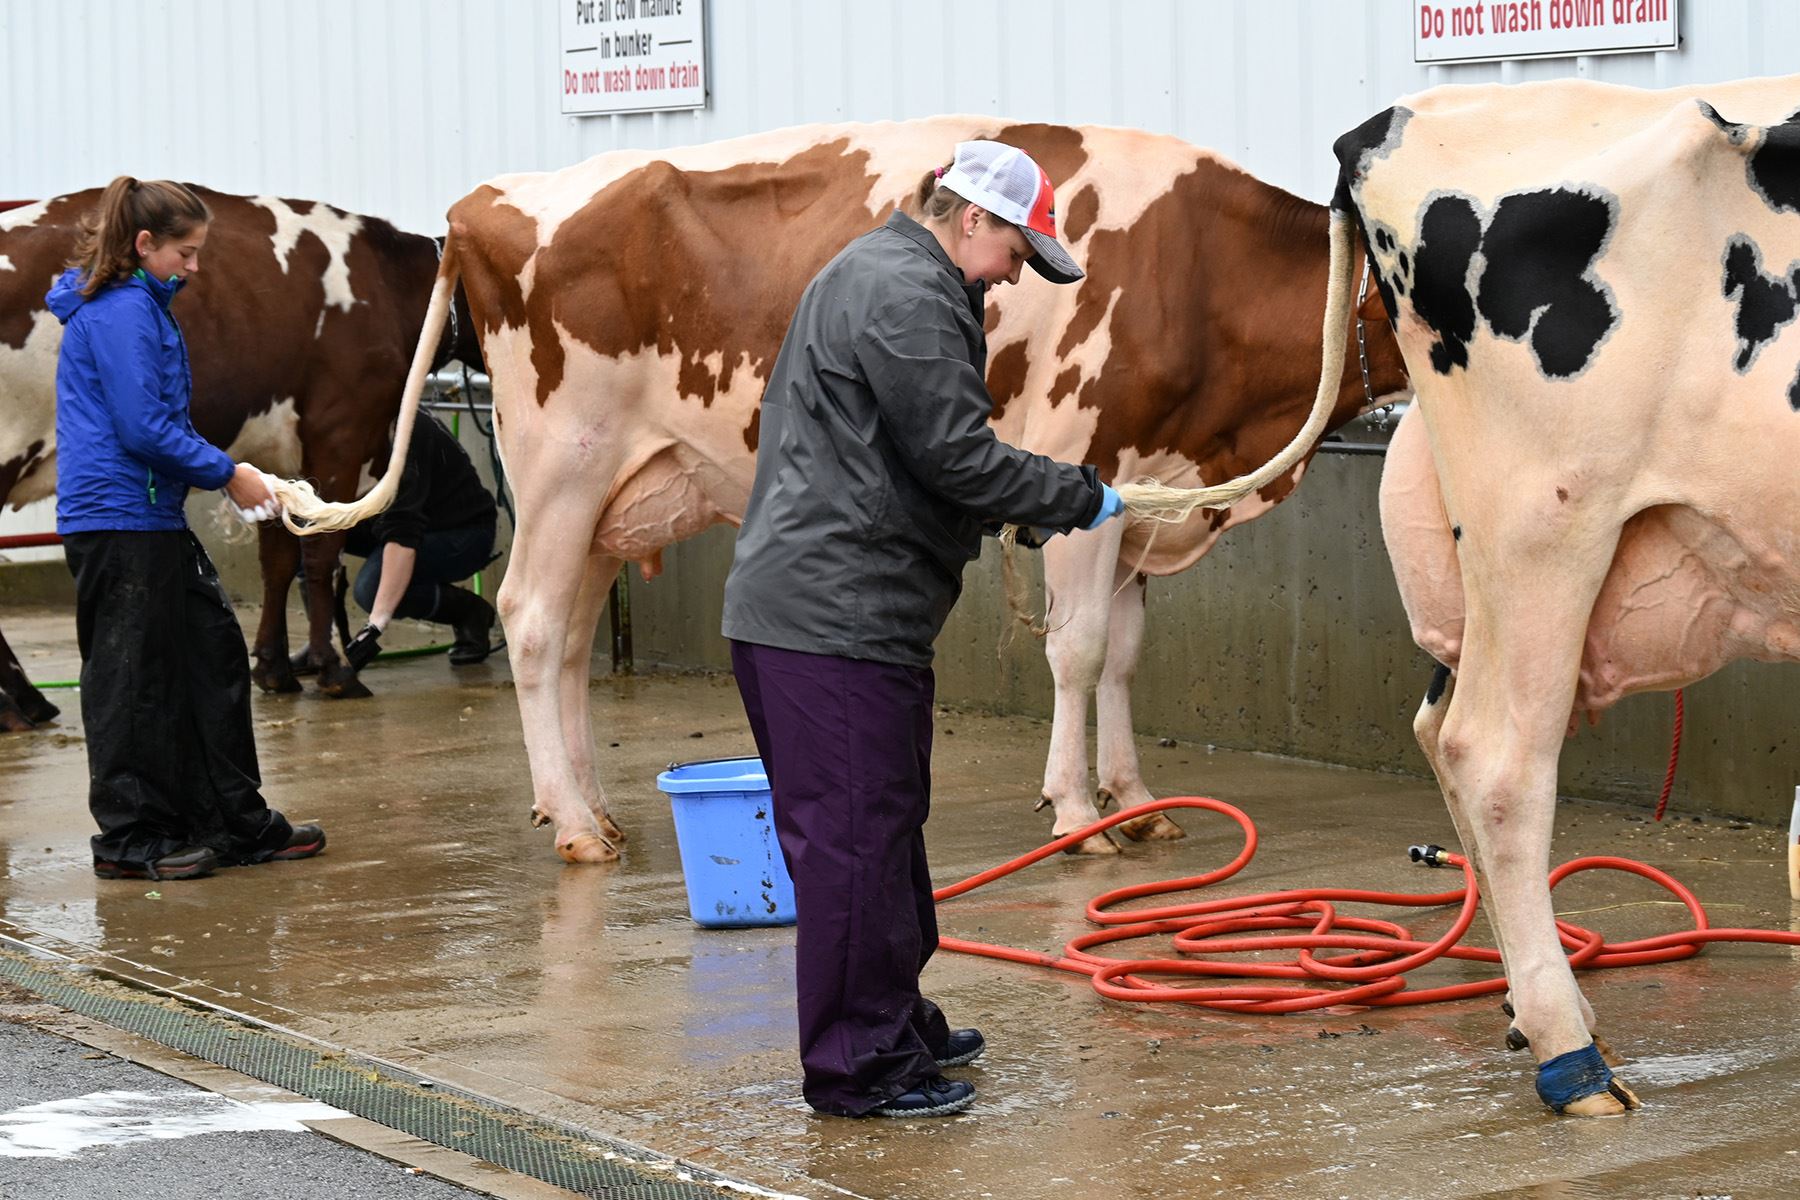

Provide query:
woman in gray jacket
left=722, top=140, right=1123, bottom=1119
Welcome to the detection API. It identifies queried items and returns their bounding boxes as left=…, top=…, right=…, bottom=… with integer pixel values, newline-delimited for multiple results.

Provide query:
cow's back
left=1353, top=76, right=1800, bottom=515
left=452, top=117, right=1205, bottom=411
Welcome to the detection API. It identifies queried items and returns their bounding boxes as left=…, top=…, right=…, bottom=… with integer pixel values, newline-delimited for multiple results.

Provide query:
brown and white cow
left=294, top=116, right=1407, bottom=862
left=0, top=187, right=483, bottom=724
left=1241, top=74, right=1800, bottom=1114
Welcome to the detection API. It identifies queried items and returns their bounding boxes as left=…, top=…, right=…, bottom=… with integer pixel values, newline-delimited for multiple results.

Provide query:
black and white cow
left=1171, top=73, right=1800, bottom=1115
left=1312, top=74, right=1800, bottom=1115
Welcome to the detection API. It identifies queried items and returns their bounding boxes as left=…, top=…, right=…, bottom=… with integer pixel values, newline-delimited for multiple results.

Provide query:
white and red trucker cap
left=939, top=140, right=1084, bottom=284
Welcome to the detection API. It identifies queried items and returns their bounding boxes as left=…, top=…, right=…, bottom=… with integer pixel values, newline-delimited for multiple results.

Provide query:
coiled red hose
left=936, top=795, right=1800, bottom=1012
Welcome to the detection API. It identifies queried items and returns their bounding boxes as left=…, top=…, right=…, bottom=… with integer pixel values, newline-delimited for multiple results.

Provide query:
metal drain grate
left=0, top=945, right=765, bottom=1199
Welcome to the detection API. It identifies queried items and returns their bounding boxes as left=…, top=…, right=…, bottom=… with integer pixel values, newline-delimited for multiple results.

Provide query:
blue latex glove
left=1083, top=484, right=1125, bottom=530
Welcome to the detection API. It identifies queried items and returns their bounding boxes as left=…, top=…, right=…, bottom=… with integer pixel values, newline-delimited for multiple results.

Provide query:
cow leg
left=0, top=622, right=54, bottom=730
left=1094, top=573, right=1185, bottom=842
left=1039, top=525, right=1127, bottom=854
left=250, top=524, right=305, bottom=694
left=1434, top=521, right=1637, bottom=1116
left=1414, top=670, right=1522, bottom=1039
left=560, top=553, right=626, bottom=848
left=1415, top=668, right=1614, bottom=1063
left=498, top=483, right=618, bottom=865
left=0, top=625, right=58, bottom=728
left=303, top=532, right=368, bottom=700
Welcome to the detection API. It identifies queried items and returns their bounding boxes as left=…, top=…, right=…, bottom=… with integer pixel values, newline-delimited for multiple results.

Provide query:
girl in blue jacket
left=50, top=176, right=326, bottom=881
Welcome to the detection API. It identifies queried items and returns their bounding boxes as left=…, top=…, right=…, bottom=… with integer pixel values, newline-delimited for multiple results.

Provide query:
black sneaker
left=871, top=1076, right=975, bottom=1118
left=266, top=823, right=327, bottom=862
left=935, top=1028, right=985, bottom=1068
left=94, top=846, right=219, bottom=881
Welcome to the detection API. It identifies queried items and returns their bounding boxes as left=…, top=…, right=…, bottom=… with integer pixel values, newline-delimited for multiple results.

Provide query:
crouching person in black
left=342, top=415, right=500, bottom=674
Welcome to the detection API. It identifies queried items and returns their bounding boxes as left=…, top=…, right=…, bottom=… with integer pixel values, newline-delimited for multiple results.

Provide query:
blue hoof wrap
left=1535, top=1042, right=1614, bottom=1112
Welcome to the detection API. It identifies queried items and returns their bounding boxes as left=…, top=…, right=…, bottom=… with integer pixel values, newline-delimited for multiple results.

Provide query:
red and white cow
left=294, top=116, right=1407, bottom=862
left=0, top=187, right=483, bottom=725
left=1254, top=74, right=1800, bottom=1114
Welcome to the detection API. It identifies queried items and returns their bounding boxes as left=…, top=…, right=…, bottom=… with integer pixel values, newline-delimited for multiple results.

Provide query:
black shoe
left=437, top=586, right=497, bottom=665
left=266, top=823, right=327, bottom=862
left=871, top=1076, right=975, bottom=1118
left=94, top=846, right=219, bottom=881
left=935, top=1028, right=985, bottom=1068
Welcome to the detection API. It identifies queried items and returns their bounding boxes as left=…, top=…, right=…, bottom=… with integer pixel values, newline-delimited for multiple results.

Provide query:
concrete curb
left=0, top=559, right=73, bottom=606
left=22, top=1007, right=588, bottom=1200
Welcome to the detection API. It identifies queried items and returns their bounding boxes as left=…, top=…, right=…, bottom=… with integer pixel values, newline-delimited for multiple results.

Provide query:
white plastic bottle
left=1790, top=786, right=1800, bottom=902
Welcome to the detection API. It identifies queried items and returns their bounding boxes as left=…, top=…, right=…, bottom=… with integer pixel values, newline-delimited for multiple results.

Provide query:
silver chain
left=1355, top=253, right=1397, bottom=432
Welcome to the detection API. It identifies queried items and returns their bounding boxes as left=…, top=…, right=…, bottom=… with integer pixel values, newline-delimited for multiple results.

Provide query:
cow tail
left=1116, top=209, right=1356, bottom=523
left=997, top=526, right=1052, bottom=647
left=274, top=233, right=461, bottom=534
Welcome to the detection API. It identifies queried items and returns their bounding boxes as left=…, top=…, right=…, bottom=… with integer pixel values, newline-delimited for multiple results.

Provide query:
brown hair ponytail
left=913, top=161, right=1018, bottom=237
left=70, top=176, right=211, bottom=297
left=914, top=163, right=974, bottom=223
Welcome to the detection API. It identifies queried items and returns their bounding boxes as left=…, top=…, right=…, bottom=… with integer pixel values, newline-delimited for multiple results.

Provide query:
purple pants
left=729, top=640, right=952, bottom=1116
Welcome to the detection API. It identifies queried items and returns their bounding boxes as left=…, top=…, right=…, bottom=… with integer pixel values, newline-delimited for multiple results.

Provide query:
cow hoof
left=1559, top=1079, right=1641, bottom=1117
left=252, top=659, right=303, bottom=695
left=1537, top=1042, right=1641, bottom=1116
left=530, top=807, right=551, bottom=828
left=0, top=703, right=36, bottom=733
left=1506, top=1026, right=1530, bottom=1052
left=288, top=645, right=324, bottom=677
left=598, top=813, right=627, bottom=844
left=1118, top=811, right=1186, bottom=842
left=17, top=692, right=58, bottom=725
left=1060, top=829, right=1121, bottom=855
left=1593, top=1035, right=1626, bottom=1068
left=317, top=665, right=372, bottom=700
left=557, top=833, right=620, bottom=864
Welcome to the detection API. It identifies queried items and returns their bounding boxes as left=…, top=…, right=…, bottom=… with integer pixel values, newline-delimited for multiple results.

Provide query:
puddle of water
left=1624, top=1047, right=1765, bottom=1087
left=0, top=1089, right=348, bottom=1158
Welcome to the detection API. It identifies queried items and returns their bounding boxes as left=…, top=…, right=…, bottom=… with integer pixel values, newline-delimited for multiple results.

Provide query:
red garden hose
left=936, top=793, right=1800, bottom=1012
left=0, top=532, right=62, bottom=551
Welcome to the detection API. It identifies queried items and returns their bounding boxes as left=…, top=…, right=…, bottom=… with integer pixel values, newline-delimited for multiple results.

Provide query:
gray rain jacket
left=721, top=211, right=1104, bottom=668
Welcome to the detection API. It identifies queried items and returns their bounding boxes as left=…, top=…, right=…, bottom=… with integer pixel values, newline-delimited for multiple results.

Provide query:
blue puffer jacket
left=48, top=268, right=235, bottom=534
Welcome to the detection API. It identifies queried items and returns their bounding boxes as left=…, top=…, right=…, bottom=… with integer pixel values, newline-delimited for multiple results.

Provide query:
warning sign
left=1415, top=0, right=1678, bottom=65
left=560, top=0, right=708, bottom=116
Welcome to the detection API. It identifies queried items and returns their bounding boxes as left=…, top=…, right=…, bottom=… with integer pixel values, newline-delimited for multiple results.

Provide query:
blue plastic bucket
left=656, top=756, right=797, bottom=928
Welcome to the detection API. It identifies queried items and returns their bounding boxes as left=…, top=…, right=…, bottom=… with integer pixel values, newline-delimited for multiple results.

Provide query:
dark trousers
left=345, top=523, right=494, bottom=623
left=729, top=640, right=951, bottom=1116
left=64, top=531, right=292, bottom=867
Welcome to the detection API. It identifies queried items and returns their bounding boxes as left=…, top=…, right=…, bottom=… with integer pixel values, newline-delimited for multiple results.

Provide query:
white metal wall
left=4, top=1, right=1797, bottom=234
left=2, top=0, right=1797, bottom=555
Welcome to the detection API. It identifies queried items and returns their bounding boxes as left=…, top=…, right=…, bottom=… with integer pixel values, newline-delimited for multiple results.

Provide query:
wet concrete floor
left=2, top=601, right=1799, bottom=1199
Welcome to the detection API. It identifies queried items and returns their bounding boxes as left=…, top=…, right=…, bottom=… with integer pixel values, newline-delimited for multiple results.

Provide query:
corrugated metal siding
left=0, top=0, right=1793, bottom=557
left=4, top=0, right=1795, bottom=234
